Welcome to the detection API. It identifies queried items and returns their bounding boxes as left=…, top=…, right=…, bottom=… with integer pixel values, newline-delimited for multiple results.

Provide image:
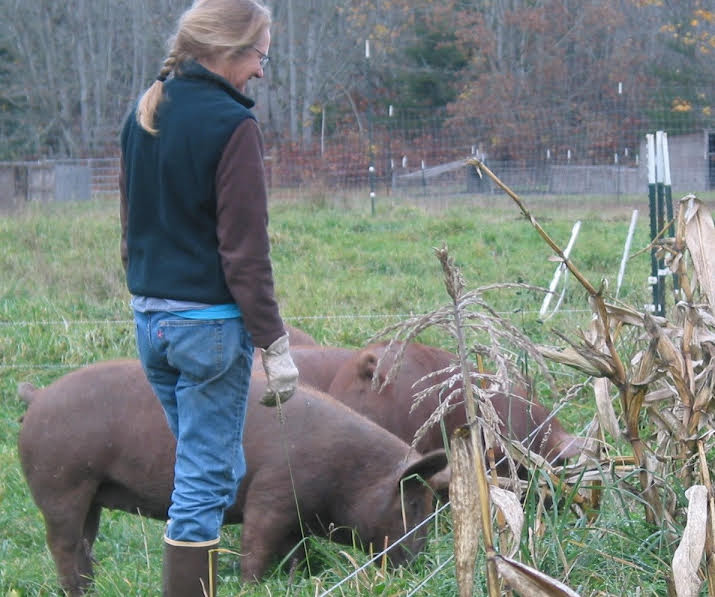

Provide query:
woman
left=119, top=1, right=298, bottom=594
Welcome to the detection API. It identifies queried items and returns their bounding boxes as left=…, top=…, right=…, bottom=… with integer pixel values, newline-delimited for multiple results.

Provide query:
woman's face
left=222, top=27, right=271, bottom=93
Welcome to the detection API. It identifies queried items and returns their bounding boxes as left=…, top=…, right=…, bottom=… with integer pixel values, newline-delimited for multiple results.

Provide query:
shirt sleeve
left=215, top=118, right=285, bottom=349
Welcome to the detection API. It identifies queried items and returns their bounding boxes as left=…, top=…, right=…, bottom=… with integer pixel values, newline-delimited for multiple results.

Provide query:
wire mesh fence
left=2, top=81, right=713, bottom=205
left=265, top=104, right=714, bottom=197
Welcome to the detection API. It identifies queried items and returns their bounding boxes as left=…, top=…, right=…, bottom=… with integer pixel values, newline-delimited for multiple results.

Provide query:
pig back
left=327, top=341, right=583, bottom=465
left=284, top=345, right=357, bottom=393
left=328, top=341, right=467, bottom=453
left=229, top=373, right=414, bottom=520
left=251, top=343, right=355, bottom=393
left=18, top=360, right=177, bottom=519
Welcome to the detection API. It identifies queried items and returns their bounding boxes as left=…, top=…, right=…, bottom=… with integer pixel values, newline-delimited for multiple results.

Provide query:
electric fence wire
left=318, top=501, right=452, bottom=596
left=1, top=308, right=591, bottom=327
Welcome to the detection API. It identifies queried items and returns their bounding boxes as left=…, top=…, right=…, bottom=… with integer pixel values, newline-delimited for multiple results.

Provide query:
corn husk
left=672, top=485, right=708, bottom=597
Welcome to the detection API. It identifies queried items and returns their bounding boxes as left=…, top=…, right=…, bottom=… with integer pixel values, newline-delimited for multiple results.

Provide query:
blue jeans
left=133, top=310, right=253, bottom=542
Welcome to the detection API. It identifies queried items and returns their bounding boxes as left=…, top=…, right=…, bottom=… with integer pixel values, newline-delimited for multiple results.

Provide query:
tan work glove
left=260, top=333, right=299, bottom=406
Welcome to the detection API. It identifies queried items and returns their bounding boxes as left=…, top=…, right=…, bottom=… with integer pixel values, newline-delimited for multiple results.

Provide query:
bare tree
left=0, top=0, right=711, bottom=160
left=0, top=0, right=182, bottom=157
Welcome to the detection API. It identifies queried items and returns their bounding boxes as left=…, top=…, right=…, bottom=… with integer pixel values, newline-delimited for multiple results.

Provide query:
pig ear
left=400, top=449, right=449, bottom=486
left=427, top=465, right=451, bottom=494
left=356, top=351, right=379, bottom=382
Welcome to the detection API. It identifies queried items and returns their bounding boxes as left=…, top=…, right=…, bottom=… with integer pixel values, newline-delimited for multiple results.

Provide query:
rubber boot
left=162, top=536, right=219, bottom=597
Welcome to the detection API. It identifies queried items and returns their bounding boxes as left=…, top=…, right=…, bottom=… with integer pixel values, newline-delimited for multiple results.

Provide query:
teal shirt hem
left=171, top=304, right=241, bottom=319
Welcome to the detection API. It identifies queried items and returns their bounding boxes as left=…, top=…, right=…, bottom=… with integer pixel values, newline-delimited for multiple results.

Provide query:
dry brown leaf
left=450, top=430, right=481, bottom=597
left=537, top=345, right=605, bottom=378
left=603, top=302, right=648, bottom=327
left=649, top=406, right=689, bottom=442
left=593, top=377, right=620, bottom=439
left=692, top=383, right=714, bottom=416
left=654, top=325, right=687, bottom=379
left=682, top=196, right=715, bottom=310
left=632, top=337, right=660, bottom=386
left=644, top=387, right=677, bottom=404
left=492, top=554, right=581, bottom=596
left=489, top=486, right=524, bottom=558
left=672, top=485, right=708, bottom=597
left=574, top=416, right=602, bottom=465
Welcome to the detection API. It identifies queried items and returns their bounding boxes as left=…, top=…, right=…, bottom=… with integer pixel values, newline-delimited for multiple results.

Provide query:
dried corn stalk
left=672, top=485, right=708, bottom=597
left=470, top=157, right=714, bottom=589
left=450, top=428, right=481, bottom=597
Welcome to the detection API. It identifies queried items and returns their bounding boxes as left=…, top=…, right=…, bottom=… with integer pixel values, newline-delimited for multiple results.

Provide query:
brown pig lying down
left=17, top=361, right=448, bottom=596
left=325, top=341, right=585, bottom=469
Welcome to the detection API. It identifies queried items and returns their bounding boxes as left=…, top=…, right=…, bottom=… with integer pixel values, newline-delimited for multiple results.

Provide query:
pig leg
left=44, top=519, right=93, bottom=595
left=36, top=483, right=99, bottom=595
left=80, top=503, right=102, bottom=568
left=239, top=499, right=299, bottom=581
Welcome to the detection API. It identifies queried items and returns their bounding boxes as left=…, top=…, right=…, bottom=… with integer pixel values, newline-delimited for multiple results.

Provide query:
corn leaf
left=672, top=485, right=708, bottom=597
left=682, top=196, right=715, bottom=310
left=492, top=554, right=581, bottom=596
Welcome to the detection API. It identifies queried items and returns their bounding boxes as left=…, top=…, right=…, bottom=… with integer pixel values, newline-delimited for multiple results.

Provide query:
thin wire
left=0, top=308, right=591, bottom=327
left=406, top=555, right=454, bottom=596
left=0, top=310, right=592, bottom=370
left=318, top=502, right=450, bottom=596
left=0, top=363, right=78, bottom=370
left=0, top=319, right=134, bottom=326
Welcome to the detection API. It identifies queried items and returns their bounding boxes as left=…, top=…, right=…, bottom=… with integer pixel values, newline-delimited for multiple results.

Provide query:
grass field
left=1, top=190, right=710, bottom=595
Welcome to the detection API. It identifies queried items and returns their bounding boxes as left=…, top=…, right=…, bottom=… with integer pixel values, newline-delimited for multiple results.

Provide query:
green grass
left=1, top=192, right=710, bottom=595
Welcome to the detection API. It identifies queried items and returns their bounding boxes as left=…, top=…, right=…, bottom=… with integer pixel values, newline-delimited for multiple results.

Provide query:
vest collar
left=175, top=60, right=255, bottom=109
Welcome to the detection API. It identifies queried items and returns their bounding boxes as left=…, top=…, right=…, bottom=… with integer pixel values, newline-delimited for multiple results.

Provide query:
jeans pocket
left=158, top=318, right=224, bottom=381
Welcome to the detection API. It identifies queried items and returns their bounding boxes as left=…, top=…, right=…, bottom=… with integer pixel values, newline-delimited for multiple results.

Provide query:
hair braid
left=156, top=53, right=178, bottom=82
left=135, top=52, right=178, bottom=134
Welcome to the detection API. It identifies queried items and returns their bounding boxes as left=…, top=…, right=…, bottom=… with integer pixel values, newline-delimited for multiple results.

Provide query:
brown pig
left=284, top=323, right=318, bottom=346
left=327, top=341, right=585, bottom=469
left=252, top=323, right=318, bottom=359
left=254, top=344, right=357, bottom=393
left=17, top=360, right=448, bottom=596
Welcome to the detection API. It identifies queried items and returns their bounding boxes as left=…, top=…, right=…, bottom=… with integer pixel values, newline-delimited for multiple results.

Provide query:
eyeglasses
left=253, top=47, right=270, bottom=68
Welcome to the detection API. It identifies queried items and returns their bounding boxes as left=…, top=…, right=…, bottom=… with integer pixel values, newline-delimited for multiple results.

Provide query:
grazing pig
left=284, top=323, right=318, bottom=346
left=254, top=344, right=357, bottom=393
left=17, top=361, right=448, bottom=596
left=327, top=341, right=584, bottom=468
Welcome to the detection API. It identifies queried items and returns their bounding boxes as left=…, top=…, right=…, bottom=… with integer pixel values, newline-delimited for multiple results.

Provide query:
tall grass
left=1, top=192, right=706, bottom=595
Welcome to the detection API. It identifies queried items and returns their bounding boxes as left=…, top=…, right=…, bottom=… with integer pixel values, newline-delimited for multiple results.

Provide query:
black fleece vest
left=120, top=61, right=255, bottom=303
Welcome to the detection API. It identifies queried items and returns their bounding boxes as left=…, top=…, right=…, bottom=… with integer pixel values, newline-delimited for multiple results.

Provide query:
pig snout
left=359, top=449, right=449, bottom=569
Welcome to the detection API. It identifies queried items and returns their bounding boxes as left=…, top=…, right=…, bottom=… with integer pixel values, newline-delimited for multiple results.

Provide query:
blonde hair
left=136, top=0, right=271, bottom=134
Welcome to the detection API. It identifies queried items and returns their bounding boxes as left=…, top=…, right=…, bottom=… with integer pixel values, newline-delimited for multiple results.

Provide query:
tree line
left=0, top=0, right=712, bottom=163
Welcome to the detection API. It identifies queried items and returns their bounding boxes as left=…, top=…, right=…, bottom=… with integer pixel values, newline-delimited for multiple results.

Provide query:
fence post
left=655, top=131, right=667, bottom=316
left=646, top=134, right=661, bottom=315
left=661, top=132, right=680, bottom=296
left=366, top=39, right=375, bottom=216
left=539, top=220, right=581, bottom=319
left=616, top=209, right=639, bottom=299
